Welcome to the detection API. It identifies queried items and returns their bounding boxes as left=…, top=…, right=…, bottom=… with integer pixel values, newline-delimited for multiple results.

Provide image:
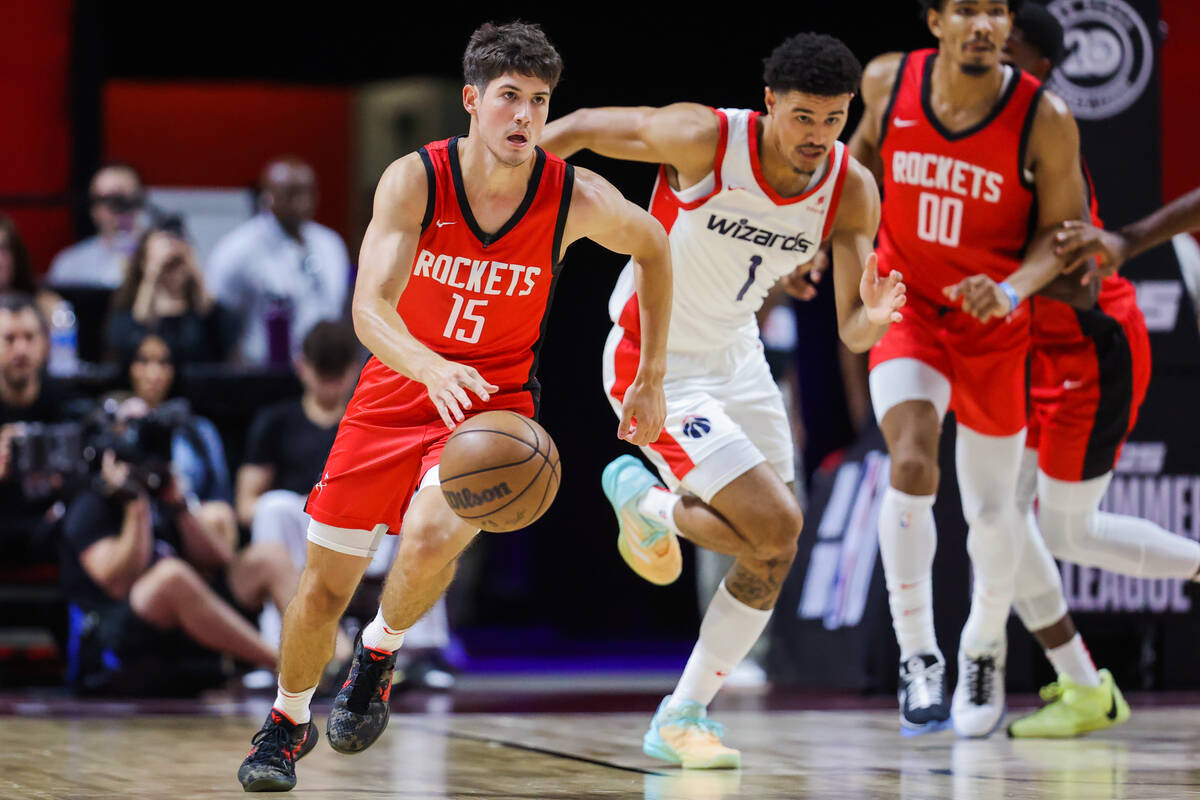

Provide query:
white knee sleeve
left=1012, top=510, right=1069, bottom=632
left=1038, top=470, right=1200, bottom=580
left=957, top=426, right=1027, bottom=649
left=1015, top=447, right=1038, bottom=516
left=957, top=426, right=1027, bottom=590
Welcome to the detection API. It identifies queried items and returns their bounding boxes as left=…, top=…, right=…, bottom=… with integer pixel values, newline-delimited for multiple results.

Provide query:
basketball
left=439, top=410, right=561, bottom=532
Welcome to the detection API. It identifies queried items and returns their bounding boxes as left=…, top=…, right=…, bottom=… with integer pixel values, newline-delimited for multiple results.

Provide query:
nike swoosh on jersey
left=893, top=118, right=919, bottom=128
left=436, top=220, right=456, bottom=227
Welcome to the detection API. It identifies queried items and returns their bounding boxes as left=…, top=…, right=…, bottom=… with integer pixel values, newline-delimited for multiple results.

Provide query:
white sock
left=361, top=608, right=407, bottom=653
left=669, top=579, right=773, bottom=709
left=877, top=487, right=939, bottom=659
left=273, top=684, right=316, bottom=725
left=638, top=486, right=682, bottom=534
left=1046, top=634, right=1102, bottom=688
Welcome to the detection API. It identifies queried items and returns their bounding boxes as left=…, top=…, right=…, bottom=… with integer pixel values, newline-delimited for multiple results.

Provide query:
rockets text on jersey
left=347, top=136, right=574, bottom=425
left=875, top=49, right=1044, bottom=306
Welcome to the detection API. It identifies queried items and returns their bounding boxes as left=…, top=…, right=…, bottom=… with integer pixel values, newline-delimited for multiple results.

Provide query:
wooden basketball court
left=4, top=696, right=1197, bottom=798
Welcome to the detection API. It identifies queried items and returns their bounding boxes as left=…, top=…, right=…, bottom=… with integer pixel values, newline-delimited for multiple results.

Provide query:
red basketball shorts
left=869, top=294, right=1031, bottom=437
left=1026, top=297, right=1152, bottom=482
left=305, top=417, right=452, bottom=534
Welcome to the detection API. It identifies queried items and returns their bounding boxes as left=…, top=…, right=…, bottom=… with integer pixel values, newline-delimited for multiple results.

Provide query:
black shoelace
left=251, top=721, right=295, bottom=762
left=966, top=655, right=997, bottom=706
left=347, top=653, right=391, bottom=713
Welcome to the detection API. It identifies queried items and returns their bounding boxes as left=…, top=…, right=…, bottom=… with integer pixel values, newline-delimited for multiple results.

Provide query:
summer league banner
left=771, top=0, right=1200, bottom=691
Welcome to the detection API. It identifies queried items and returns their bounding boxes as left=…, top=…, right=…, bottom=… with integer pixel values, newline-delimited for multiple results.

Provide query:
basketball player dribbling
left=237, top=22, right=675, bottom=792
left=848, top=0, right=1098, bottom=738
left=543, top=33, right=907, bottom=768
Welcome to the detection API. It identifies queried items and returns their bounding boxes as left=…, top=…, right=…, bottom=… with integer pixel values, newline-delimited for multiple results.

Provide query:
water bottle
left=47, top=300, right=79, bottom=377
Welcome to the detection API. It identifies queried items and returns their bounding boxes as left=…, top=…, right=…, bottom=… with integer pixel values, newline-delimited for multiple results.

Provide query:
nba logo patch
left=682, top=415, right=711, bottom=439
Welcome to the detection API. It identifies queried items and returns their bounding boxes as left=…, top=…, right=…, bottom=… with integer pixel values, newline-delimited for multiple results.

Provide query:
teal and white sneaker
left=643, top=695, right=741, bottom=770
left=601, top=455, right=681, bottom=585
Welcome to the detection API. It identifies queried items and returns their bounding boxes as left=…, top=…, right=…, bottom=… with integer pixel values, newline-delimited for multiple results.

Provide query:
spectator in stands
left=47, top=163, right=145, bottom=289
left=0, top=213, right=62, bottom=323
left=57, top=441, right=298, bottom=695
left=207, top=157, right=350, bottom=367
left=0, top=294, right=74, bottom=564
left=110, top=333, right=242, bottom=554
left=106, top=218, right=233, bottom=365
left=237, top=322, right=452, bottom=687
left=237, top=321, right=361, bottom=645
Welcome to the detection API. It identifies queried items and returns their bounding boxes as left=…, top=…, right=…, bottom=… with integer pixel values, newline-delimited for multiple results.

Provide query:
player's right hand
left=779, top=248, right=829, bottom=301
left=619, top=374, right=666, bottom=446
left=419, top=357, right=499, bottom=430
left=1054, top=219, right=1129, bottom=283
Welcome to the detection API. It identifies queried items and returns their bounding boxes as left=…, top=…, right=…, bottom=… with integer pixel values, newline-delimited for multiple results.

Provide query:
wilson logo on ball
left=443, top=482, right=513, bottom=510
left=682, top=415, right=711, bottom=439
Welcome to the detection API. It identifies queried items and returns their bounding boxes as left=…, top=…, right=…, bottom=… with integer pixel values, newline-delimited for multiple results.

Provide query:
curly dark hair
left=919, top=0, right=1023, bottom=15
left=763, top=33, right=862, bottom=96
left=463, top=21, right=564, bottom=92
left=0, top=213, right=39, bottom=294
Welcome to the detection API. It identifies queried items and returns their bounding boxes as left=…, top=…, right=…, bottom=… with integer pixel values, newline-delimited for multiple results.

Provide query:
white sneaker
left=951, top=641, right=1006, bottom=738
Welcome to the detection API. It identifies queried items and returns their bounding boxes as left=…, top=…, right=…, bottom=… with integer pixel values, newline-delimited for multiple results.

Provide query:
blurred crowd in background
left=0, top=159, right=464, bottom=697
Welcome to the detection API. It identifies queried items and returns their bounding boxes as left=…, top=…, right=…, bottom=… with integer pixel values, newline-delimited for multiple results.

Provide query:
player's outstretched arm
left=1056, top=185, right=1200, bottom=279
left=541, top=103, right=719, bottom=185
left=352, top=153, right=498, bottom=430
left=560, top=167, right=671, bottom=447
left=847, top=53, right=905, bottom=187
left=830, top=159, right=905, bottom=352
left=946, top=92, right=1086, bottom=322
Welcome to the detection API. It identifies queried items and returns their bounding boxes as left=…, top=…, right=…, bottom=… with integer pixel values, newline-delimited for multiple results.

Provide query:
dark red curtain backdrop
left=102, top=83, right=352, bottom=243
left=0, top=0, right=74, bottom=273
left=1159, top=1, right=1200, bottom=204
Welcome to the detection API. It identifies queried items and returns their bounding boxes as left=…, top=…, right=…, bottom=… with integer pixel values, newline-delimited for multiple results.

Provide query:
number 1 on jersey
left=736, top=255, right=763, bottom=301
left=443, top=292, right=487, bottom=344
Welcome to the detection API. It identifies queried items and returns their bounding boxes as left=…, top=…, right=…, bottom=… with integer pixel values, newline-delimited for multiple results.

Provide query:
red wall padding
left=1160, top=1, right=1200, bottom=204
left=0, top=0, right=74, bottom=273
left=103, top=82, right=353, bottom=245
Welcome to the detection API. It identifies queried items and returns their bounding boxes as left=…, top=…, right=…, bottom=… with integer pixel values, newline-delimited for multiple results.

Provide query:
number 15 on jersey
left=443, top=293, right=487, bottom=344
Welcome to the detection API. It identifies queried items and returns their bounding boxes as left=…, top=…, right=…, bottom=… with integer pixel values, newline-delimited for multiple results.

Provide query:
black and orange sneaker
left=237, top=708, right=318, bottom=792
left=326, top=633, right=396, bottom=754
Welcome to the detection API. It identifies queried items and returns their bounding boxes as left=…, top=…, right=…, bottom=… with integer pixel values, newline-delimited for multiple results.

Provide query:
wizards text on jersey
left=705, top=215, right=815, bottom=253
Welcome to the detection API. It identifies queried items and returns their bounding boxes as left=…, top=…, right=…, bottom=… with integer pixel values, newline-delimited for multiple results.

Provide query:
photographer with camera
left=106, top=220, right=234, bottom=366
left=0, top=293, right=75, bottom=564
left=58, top=422, right=300, bottom=694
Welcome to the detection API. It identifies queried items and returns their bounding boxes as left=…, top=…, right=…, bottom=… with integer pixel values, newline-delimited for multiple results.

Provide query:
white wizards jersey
left=608, top=107, right=848, bottom=352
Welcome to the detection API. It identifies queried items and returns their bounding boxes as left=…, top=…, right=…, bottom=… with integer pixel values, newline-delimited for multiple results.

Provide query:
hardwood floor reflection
left=3, top=706, right=1198, bottom=798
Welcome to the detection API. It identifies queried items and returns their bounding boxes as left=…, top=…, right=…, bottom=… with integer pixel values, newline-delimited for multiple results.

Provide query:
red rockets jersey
left=1030, top=157, right=1140, bottom=347
left=347, top=137, right=574, bottom=424
left=876, top=49, right=1044, bottom=307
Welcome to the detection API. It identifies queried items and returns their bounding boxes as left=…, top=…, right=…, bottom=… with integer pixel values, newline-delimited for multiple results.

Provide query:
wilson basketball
left=439, top=410, right=561, bottom=532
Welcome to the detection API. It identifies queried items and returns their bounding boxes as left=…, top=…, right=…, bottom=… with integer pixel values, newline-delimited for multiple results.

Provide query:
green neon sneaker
left=1007, top=668, right=1131, bottom=739
left=601, top=455, right=681, bottom=586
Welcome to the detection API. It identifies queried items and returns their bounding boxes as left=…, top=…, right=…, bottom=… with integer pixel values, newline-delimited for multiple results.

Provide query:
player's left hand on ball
left=860, top=252, right=905, bottom=324
left=619, top=376, right=666, bottom=446
left=943, top=274, right=1010, bottom=322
